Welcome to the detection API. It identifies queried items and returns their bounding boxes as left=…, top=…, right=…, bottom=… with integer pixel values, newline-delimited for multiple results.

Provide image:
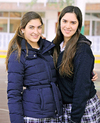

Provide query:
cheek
left=73, top=25, right=78, bottom=32
left=27, top=30, right=32, bottom=34
left=60, top=28, right=64, bottom=36
left=24, top=30, right=31, bottom=39
left=39, top=29, right=42, bottom=34
left=60, top=25, right=64, bottom=33
left=60, top=22, right=63, bottom=30
left=24, top=30, right=31, bottom=35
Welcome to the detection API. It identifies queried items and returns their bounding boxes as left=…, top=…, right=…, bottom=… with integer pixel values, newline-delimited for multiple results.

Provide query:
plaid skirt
left=63, top=94, right=100, bottom=123
left=24, top=116, right=63, bottom=123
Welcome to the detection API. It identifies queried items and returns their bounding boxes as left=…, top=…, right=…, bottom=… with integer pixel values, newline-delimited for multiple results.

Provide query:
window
left=95, top=21, right=100, bottom=36
left=0, top=12, right=8, bottom=17
left=92, top=21, right=95, bottom=36
left=10, top=12, right=22, bottom=17
left=38, top=12, right=45, bottom=18
left=0, top=19, right=7, bottom=32
left=0, top=11, right=45, bottom=34
left=0, top=11, right=22, bottom=33
left=85, top=12, right=100, bottom=36
left=10, top=19, right=21, bottom=33
left=92, top=13, right=100, bottom=19
left=84, top=21, right=90, bottom=35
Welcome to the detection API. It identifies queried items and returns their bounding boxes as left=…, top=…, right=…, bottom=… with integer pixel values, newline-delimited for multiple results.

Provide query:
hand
left=41, top=35, right=46, bottom=39
left=91, top=71, right=98, bottom=81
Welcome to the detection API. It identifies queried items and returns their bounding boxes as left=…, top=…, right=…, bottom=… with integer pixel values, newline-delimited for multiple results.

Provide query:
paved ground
left=0, top=58, right=100, bottom=123
left=0, top=59, right=10, bottom=123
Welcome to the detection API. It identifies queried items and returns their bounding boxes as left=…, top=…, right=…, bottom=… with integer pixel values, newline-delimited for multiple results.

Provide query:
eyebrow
left=29, top=24, right=42, bottom=27
left=62, top=19, right=77, bottom=22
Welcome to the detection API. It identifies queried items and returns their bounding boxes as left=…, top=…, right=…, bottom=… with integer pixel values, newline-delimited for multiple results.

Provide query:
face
left=60, top=13, right=79, bottom=41
left=21, top=19, right=42, bottom=45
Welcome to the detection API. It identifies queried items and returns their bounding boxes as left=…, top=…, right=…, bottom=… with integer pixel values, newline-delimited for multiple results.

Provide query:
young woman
left=6, top=11, right=63, bottom=123
left=53, top=6, right=100, bottom=123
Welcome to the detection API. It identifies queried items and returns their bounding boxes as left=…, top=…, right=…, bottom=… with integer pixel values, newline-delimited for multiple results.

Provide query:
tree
left=47, top=0, right=74, bottom=9
left=27, top=0, right=37, bottom=7
left=28, top=0, right=74, bottom=9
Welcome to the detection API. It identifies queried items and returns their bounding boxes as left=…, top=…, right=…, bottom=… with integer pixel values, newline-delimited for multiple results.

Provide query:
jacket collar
left=21, top=37, right=55, bottom=54
left=78, top=34, right=92, bottom=45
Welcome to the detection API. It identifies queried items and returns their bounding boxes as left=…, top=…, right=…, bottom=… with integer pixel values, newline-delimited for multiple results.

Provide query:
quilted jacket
left=7, top=38, right=63, bottom=123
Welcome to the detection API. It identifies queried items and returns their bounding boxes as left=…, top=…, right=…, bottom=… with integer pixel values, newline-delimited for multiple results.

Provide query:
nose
left=34, top=28, right=38, bottom=34
left=66, top=22, right=70, bottom=28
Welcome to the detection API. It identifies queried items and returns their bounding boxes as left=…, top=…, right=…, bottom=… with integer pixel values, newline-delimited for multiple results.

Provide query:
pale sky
left=0, top=0, right=99, bottom=3
left=0, top=0, right=47, bottom=2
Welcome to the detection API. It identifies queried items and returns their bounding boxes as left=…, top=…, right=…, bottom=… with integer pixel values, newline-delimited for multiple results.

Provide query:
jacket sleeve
left=7, top=52, right=25, bottom=123
left=71, top=43, right=95, bottom=123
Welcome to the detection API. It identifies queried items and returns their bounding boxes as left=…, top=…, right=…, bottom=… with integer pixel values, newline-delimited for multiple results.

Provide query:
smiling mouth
left=32, top=35, right=39, bottom=39
left=65, top=30, right=71, bottom=33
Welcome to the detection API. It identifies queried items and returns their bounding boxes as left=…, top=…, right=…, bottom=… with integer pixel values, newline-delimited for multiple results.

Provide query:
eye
left=71, top=21, right=76, bottom=24
left=38, top=26, right=42, bottom=29
left=29, top=26, right=34, bottom=29
left=63, top=20, right=67, bottom=23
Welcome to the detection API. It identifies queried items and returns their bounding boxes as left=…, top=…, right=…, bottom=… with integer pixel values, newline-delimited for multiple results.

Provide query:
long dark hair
left=5, top=11, right=43, bottom=70
left=53, top=6, right=82, bottom=77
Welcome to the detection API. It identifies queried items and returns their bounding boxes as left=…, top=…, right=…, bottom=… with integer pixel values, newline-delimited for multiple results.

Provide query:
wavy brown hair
left=5, top=11, right=43, bottom=70
left=53, top=6, right=82, bottom=77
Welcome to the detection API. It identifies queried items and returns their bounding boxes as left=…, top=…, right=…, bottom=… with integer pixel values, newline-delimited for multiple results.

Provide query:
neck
left=27, top=41, right=40, bottom=49
left=62, top=41, right=66, bottom=48
left=32, top=43, right=39, bottom=49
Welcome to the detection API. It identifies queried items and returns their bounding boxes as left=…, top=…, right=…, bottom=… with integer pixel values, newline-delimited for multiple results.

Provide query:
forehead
left=27, top=19, right=42, bottom=26
left=61, top=13, right=78, bottom=21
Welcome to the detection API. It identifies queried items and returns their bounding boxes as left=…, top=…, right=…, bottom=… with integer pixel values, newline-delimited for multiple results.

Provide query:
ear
left=21, top=29, right=25, bottom=34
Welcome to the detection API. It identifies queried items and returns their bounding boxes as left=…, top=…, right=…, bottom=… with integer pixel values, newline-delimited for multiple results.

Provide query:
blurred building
left=0, top=0, right=100, bottom=55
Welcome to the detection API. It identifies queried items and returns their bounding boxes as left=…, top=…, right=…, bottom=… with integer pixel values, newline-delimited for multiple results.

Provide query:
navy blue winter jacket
left=57, top=34, right=96, bottom=123
left=7, top=38, right=63, bottom=123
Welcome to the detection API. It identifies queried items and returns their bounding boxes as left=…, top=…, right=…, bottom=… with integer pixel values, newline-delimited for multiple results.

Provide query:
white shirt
left=60, top=41, right=65, bottom=52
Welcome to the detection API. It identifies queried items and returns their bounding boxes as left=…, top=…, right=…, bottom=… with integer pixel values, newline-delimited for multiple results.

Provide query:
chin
left=32, top=38, right=39, bottom=42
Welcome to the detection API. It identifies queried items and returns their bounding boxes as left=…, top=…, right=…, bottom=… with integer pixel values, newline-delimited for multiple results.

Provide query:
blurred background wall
left=0, top=0, right=100, bottom=55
